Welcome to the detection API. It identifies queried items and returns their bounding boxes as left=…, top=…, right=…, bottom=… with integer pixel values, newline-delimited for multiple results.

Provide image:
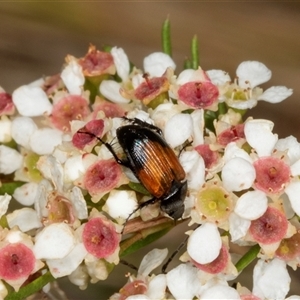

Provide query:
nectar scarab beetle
left=79, top=117, right=188, bottom=221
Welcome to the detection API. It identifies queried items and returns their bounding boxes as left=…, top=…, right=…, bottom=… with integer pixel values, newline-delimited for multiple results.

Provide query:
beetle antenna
left=161, top=234, right=189, bottom=274
left=120, top=259, right=138, bottom=271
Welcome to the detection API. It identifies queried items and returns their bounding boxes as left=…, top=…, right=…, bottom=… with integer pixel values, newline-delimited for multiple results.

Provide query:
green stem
left=191, top=34, right=199, bottom=70
left=161, top=17, right=172, bottom=56
left=5, top=271, right=55, bottom=300
left=235, top=244, right=260, bottom=273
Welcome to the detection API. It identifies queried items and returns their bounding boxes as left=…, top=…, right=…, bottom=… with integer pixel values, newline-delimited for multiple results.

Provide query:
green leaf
left=235, top=244, right=260, bottom=272
left=5, top=271, right=55, bottom=300
left=191, top=34, right=199, bottom=70
left=0, top=181, right=25, bottom=195
left=184, top=58, right=192, bottom=70
left=161, top=18, right=172, bottom=56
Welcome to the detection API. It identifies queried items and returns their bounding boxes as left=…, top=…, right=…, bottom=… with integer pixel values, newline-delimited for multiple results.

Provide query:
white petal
left=164, top=113, right=193, bottom=148
left=201, top=284, right=240, bottom=300
left=222, top=157, right=255, bottom=192
left=244, top=119, right=278, bottom=157
left=138, top=248, right=168, bottom=277
left=276, top=136, right=300, bottom=165
left=30, top=128, right=63, bottom=155
left=176, top=68, right=207, bottom=85
left=143, top=52, right=176, bottom=77
left=235, top=190, right=268, bottom=220
left=37, top=155, right=64, bottom=192
left=285, top=181, right=300, bottom=216
left=253, top=258, right=290, bottom=299
left=0, top=145, right=23, bottom=174
left=187, top=223, right=222, bottom=264
left=131, top=73, right=144, bottom=89
left=206, top=69, right=231, bottom=85
left=179, top=150, right=205, bottom=190
left=0, top=280, right=8, bottom=299
left=13, top=182, right=39, bottom=206
left=166, top=263, right=201, bottom=300
left=111, top=47, right=130, bottom=82
left=7, top=208, right=42, bottom=232
left=226, top=98, right=258, bottom=110
left=47, top=243, right=87, bottom=278
left=34, top=179, right=52, bottom=219
left=0, top=194, right=11, bottom=218
left=69, top=186, right=88, bottom=220
left=64, top=155, right=85, bottom=182
left=105, top=190, right=138, bottom=220
left=11, top=116, right=38, bottom=149
left=229, top=212, right=251, bottom=242
left=99, top=80, right=129, bottom=103
left=34, top=223, right=76, bottom=259
left=61, top=59, right=84, bottom=95
left=127, top=295, right=150, bottom=300
left=258, top=86, right=293, bottom=103
left=290, top=159, right=300, bottom=176
left=236, top=61, right=271, bottom=88
left=191, top=109, right=204, bottom=146
left=0, top=116, right=12, bottom=143
left=146, top=274, right=167, bottom=300
left=224, top=142, right=252, bottom=164
left=12, top=85, right=53, bottom=116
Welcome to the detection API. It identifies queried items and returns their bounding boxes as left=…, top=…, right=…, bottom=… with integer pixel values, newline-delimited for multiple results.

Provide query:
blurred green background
left=1, top=2, right=300, bottom=299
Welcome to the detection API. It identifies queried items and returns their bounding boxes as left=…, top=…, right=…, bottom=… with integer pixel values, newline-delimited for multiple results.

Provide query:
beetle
left=81, top=117, right=187, bottom=221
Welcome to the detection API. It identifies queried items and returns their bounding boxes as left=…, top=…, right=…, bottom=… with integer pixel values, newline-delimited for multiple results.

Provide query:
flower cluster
left=0, top=21, right=299, bottom=299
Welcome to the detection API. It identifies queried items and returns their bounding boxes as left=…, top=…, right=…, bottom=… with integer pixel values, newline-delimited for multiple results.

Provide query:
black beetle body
left=85, top=118, right=187, bottom=220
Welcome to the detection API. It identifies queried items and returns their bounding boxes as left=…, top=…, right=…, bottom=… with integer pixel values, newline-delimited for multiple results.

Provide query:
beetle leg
left=121, top=196, right=159, bottom=234
left=77, top=130, right=131, bottom=167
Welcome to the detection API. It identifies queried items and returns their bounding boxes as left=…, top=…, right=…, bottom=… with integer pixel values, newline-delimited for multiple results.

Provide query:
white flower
left=143, top=52, right=176, bottom=77
left=216, top=61, right=292, bottom=109
left=253, top=258, right=290, bottom=299
left=12, top=85, right=53, bottom=116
